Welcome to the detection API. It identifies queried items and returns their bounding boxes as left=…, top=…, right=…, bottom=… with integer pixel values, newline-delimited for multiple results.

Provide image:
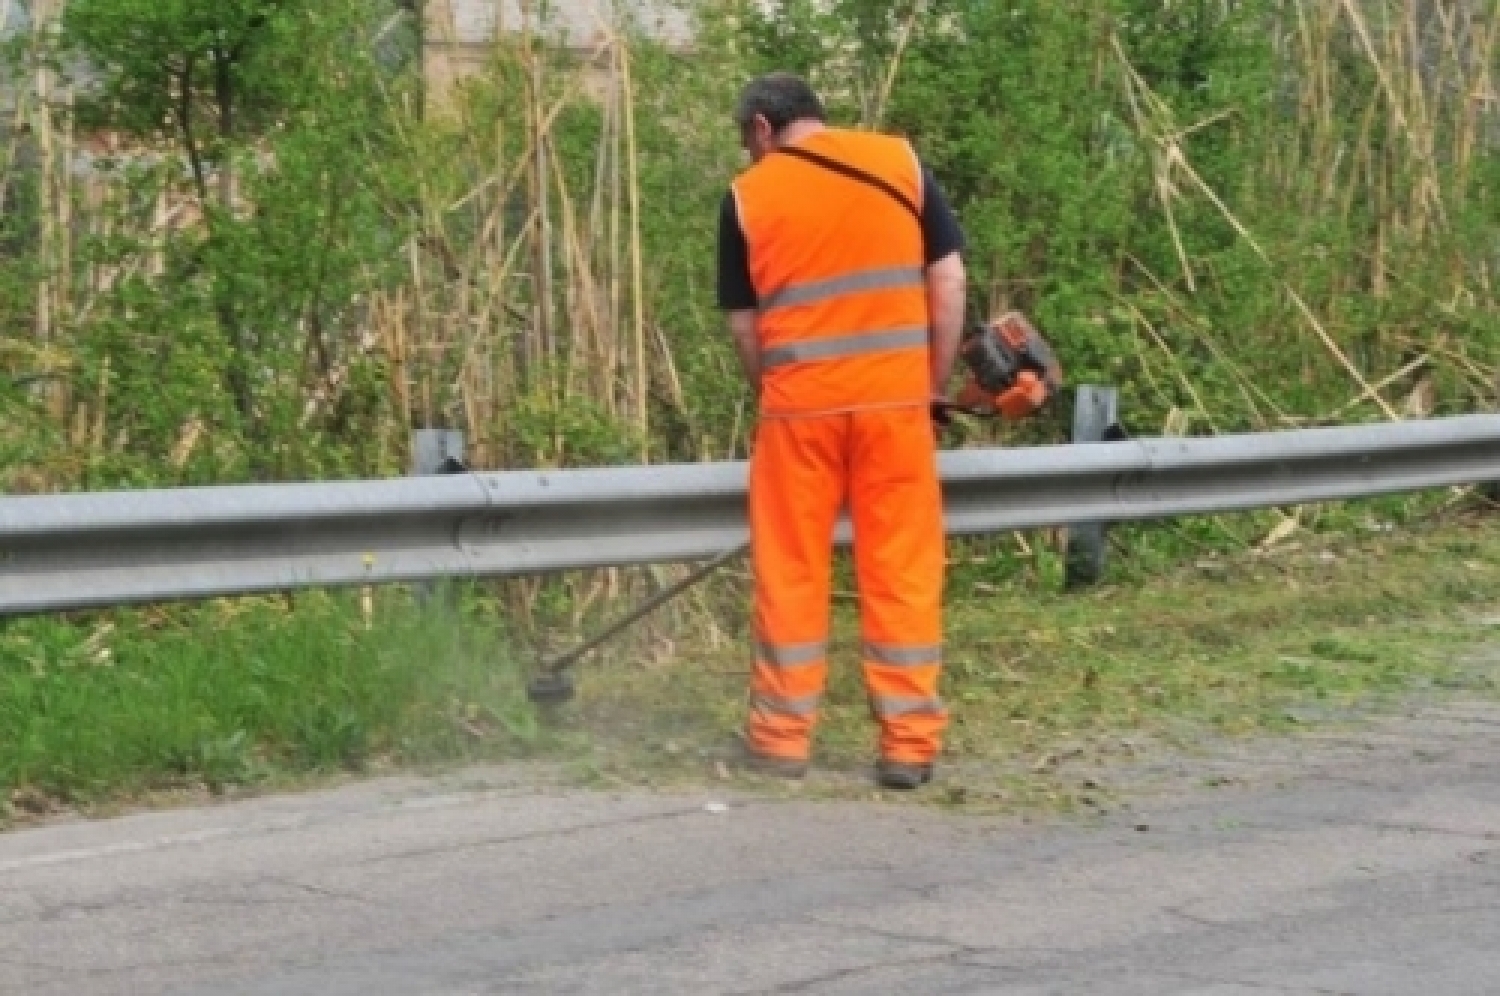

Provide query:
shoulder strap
left=776, top=145, right=922, bottom=223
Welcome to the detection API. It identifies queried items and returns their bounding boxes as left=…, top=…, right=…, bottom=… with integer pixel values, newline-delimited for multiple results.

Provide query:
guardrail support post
left=411, top=429, right=467, bottom=477
left=1065, top=386, right=1120, bottom=588
left=411, top=429, right=467, bottom=606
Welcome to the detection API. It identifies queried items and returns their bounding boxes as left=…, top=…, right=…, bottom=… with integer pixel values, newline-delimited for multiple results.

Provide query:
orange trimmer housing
left=954, top=311, right=1064, bottom=420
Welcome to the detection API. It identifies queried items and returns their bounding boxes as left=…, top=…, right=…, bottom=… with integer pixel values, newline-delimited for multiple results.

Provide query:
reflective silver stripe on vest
left=761, top=266, right=925, bottom=312
left=863, top=643, right=943, bottom=667
left=761, top=326, right=928, bottom=371
left=756, top=641, right=827, bottom=667
left=871, top=696, right=946, bottom=719
left=752, top=693, right=822, bottom=717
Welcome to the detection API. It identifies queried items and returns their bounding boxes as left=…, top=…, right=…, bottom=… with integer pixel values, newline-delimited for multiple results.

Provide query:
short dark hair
left=734, top=73, right=826, bottom=133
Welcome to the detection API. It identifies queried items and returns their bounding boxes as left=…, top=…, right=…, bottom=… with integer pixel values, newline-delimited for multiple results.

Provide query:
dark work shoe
left=875, top=760, right=934, bottom=791
left=740, top=748, right=809, bottom=780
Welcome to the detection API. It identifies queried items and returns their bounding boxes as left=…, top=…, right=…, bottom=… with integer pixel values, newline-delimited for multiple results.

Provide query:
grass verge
left=3, top=508, right=1499, bottom=823
left=0, top=588, right=548, bottom=823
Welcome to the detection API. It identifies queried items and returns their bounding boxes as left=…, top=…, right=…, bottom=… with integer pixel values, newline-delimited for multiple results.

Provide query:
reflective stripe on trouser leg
left=748, top=639, right=828, bottom=761
left=745, top=414, right=848, bottom=762
left=848, top=406, right=947, bottom=765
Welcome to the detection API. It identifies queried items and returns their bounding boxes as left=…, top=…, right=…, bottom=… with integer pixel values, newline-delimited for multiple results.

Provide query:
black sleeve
left=919, top=166, right=965, bottom=265
left=716, top=193, right=758, bottom=311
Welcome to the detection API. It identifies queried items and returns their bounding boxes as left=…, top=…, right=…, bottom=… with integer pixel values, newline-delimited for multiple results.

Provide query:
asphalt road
left=3, top=699, right=1499, bottom=995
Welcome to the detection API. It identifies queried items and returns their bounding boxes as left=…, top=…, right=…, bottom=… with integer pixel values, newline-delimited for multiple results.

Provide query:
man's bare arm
left=729, top=310, right=761, bottom=392
left=926, top=251, right=967, bottom=397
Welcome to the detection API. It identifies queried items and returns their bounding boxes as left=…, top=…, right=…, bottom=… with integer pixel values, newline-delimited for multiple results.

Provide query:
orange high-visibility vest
left=732, top=129, right=930, bottom=416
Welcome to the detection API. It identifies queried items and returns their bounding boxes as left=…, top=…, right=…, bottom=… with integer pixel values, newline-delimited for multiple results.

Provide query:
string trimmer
left=524, top=312, right=1063, bottom=706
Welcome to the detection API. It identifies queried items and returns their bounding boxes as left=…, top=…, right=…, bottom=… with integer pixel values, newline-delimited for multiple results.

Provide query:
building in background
left=423, top=0, right=691, bottom=110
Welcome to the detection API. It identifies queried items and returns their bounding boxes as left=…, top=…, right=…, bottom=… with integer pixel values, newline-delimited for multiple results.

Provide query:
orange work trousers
left=745, top=405, right=946, bottom=766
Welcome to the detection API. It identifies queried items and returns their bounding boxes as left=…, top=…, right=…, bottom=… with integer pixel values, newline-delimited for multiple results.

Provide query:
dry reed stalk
left=391, top=21, right=673, bottom=470
left=569, top=572, right=609, bottom=632
left=90, top=356, right=109, bottom=455
left=728, top=392, right=746, bottom=460
left=1342, top=89, right=1381, bottom=220
left=405, top=238, right=437, bottom=428
left=557, top=149, right=601, bottom=386
left=1113, top=33, right=1402, bottom=419
left=1449, top=7, right=1498, bottom=192
left=0, top=91, right=26, bottom=220
left=609, top=43, right=625, bottom=412
left=436, top=33, right=624, bottom=439
left=870, top=2, right=923, bottom=127
left=1127, top=317, right=1174, bottom=414
left=1428, top=343, right=1498, bottom=393
left=586, top=54, right=618, bottom=412
left=446, top=124, right=517, bottom=433
left=57, top=90, right=74, bottom=335
left=1330, top=353, right=1430, bottom=417
left=526, top=23, right=556, bottom=367
left=1339, top=2, right=1415, bottom=158
left=168, top=415, right=205, bottom=470
left=1116, top=43, right=1200, bottom=292
left=1311, top=1, right=1341, bottom=192
left=1125, top=256, right=1282, bottom=426
left=443, top=38, right=612, bottom=214
left=620, top=39, right=650, bottom=459
left=1126, top=301, right=1220, bottom=434
left=1340, top=0, right=1450, bottom=236
left=452, top=200, right=535, bottom=422
left=588, top=50, right=615, bottom=242
left=461, top=366, right=482, bottom=453
left=33, top=8, right=56, bottom=350
left=1186, top=145, right=1399, bottom=419
left=551, top=146, right=589, bottom=401
left=1156, top=170, right=1198, bottom=294
left=1282, top=0, right=1496, bottom=412
left=68, top=400, right=89, bottom=451
left=651, top=321, right=687, bottom=409
left=385, top=291, right=413, bottom=436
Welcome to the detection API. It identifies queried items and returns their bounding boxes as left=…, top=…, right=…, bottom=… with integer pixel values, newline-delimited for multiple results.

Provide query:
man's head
left=735, top=72, right=826, bottom=163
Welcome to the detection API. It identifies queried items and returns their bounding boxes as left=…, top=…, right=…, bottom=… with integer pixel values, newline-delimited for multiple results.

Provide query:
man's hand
left=925, top=252, right=966, bottom=397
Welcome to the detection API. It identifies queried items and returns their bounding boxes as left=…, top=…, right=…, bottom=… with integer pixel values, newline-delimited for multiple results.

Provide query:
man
left=717, top=72, right=968, bottom=790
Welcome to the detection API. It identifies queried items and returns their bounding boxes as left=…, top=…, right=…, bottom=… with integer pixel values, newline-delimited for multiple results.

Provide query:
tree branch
left=211, top=46, right=237, bottom=210
left=173, top=54, right=209, bottom=205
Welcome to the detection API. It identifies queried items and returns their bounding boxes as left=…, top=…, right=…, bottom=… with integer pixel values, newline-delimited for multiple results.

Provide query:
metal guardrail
left=1, top=416, right=1498, bottom=616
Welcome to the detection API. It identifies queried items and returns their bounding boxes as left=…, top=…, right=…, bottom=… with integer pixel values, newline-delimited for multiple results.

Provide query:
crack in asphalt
left=353, top=803, right=728, bottom=866
left=746, top=948, right=983, bottom=994
left=1157, top=969, right=1357, bottom=994
left=834, top=921, right=976, bottom=951
left=259, top=875, right=374, bottom=906
left=1163, top=903, right=1224, bottom=928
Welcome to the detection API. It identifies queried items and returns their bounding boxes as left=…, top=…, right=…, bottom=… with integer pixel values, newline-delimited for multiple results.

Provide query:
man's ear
left=755, top=115, right=777, bottom=148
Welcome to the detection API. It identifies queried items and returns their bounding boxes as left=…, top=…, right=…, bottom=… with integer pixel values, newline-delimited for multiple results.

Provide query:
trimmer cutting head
left=526, top=669, right=577, bottom=706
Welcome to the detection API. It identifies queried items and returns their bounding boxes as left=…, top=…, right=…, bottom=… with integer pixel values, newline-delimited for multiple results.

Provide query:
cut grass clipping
left=3, top=512, right=1500, bottom=819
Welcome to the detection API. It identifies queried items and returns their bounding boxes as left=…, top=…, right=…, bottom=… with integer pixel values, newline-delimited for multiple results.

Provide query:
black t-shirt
left=716, top=163, right=965, bottom=311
